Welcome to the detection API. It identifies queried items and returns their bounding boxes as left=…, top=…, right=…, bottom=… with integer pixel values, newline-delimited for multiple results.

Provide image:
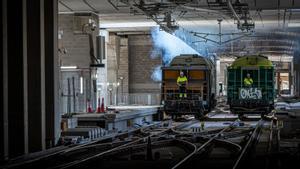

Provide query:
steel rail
left=172, top=127, right=228, bottom=169
left=172, top=120, right=239, bottom=169
left=3, top=122, right=167, bottom=169
left=232, top=119, right=264, bottom=169
left=97, top=139, right=197, bottom=159
left=60, top=124, right=181, bottom=169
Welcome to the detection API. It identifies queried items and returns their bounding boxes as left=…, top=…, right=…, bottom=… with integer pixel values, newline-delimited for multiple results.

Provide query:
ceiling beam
left=59, top=0, right=73, bottom=12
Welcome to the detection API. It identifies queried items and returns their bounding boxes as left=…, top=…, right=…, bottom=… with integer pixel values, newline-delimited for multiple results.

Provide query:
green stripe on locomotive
left=227, top=55, right=275, bottom=103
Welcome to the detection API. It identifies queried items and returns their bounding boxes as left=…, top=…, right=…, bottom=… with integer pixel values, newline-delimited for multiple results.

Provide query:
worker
left=177, top=71, right=188, bottom=98
left=200, top=121, right=205, bottom=130
left=244, top=73, right=253, bottom=87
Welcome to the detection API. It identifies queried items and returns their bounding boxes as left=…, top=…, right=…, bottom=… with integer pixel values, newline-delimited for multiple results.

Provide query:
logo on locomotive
left=239, top=88, right=262, bottom=99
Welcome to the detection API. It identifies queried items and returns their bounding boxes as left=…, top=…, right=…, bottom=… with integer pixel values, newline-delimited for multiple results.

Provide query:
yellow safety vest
left=177, top=76, right=187, bottom=84
left=244, top=77, right=253, bottom=86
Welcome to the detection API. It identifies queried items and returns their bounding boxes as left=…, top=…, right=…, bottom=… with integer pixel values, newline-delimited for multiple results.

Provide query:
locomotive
left=227, top=55, right=275, bottom=118
left=161, top=54, right=216, bottom=119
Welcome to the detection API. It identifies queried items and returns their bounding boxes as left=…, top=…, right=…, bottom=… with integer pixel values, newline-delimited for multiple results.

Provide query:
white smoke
left=150, top=27, right=199, bottom=81
left=151, top=27, right=199, bottom=65
left=151, top=66, right=162, bottom=81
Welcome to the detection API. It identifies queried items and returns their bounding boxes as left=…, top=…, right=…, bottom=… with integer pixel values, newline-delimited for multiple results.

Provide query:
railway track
left=172, top=119, right=240, bottom=169
left=2, top=114, right=275, bottom=169
left=64, top=118, right=260, bottom=169
left=58, top=120, right=199, bottom=169
left=2, top=121, right=174, bottom=169
left=232, top=114, right=277, bottom=169
left=232, top=119, right=264, bottom=169
left=171, top=117, right=274, bottom=169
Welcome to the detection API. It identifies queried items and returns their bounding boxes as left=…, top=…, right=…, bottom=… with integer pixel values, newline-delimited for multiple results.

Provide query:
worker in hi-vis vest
left=244, top=73, right=253, bottom=87
left=177, top=71, right=188, bottom=98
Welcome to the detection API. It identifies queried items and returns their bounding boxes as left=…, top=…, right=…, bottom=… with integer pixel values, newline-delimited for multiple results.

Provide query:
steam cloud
left=150, top=27, right=200, bottom=81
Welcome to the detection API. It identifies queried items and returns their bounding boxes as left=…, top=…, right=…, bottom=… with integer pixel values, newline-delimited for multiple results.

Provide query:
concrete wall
left=60, top=70, right=90, bottom=113
left=128, top=34, right=161, bottom=93
left=58, top=14, right=99, bottom=112
left=58, top=31, right=161, bottom=107
left=58, top=14, right=99, bottom=68
left=105, top=33, right=161, bottom=105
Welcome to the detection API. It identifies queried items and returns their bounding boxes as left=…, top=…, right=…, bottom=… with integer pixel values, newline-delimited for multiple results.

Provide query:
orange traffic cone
left=97, top=97, right=101, bottom=113
left=87, top=99, right=92, bottom=113
left=100, top=97, right=105, bottom=113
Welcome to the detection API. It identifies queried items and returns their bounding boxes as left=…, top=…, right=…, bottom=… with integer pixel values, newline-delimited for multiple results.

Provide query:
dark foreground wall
left=1, top=0, right=60, bottom=160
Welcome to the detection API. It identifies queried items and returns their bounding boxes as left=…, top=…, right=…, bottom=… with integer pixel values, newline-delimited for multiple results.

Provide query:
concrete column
left=1, top=0, right=8, bottom=161
left=296, top=69, right=300, bottom=97
left=6, top=0, right=26, bottom=158
left=26, top=0, right=45, bottom=152
left=0, top=0, right=3, bottom=162
left=118, top=36, right=129, bottom=102
left=277, top=72, right=280, bottom=93
left=289, top=63, right=293, bottom=93
left=44, top=0, right=59, bottom=148
left=216, top=59, right=221, bottom=95
left=294, top=50, right=300, bottom=96
left=107, top=34, right=118, bottom=85
left=22, top=0, right=29, bottom=155
left=107, top=34, right=118, bottom=104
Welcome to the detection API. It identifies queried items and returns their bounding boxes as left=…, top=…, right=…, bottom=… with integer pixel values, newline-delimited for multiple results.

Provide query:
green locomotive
left=227, top=55, right=275, bottom=118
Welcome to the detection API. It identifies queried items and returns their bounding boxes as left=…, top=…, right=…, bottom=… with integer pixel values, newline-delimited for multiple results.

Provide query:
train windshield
left=242, top=69, right=258, bottom=87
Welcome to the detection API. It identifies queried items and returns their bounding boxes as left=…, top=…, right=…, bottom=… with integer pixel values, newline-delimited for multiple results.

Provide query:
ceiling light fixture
left=100, top=22, right=157, bottom=28
left=60, top=66, right=77, bottom=69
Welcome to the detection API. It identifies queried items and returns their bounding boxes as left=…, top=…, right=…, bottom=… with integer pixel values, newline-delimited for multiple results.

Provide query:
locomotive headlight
left=162, top=100, right=165, bottom=105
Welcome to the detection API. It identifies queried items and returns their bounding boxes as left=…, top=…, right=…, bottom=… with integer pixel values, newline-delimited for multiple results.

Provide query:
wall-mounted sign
left=239, top=88, right=262, bottom=99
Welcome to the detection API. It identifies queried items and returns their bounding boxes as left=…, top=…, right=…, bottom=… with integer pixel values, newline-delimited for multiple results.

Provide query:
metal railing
left=109, top=93, right=161, bottom=106
left=161, top=92, right=208, bottom=103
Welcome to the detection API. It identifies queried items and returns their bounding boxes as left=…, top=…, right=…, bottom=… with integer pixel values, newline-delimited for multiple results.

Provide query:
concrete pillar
left=107, top=34, right=119, bottom=105
left=44, top=0, right=60, bottom=149
left=1, top=0, right=59, bottom=160
left=297, top=72, right=300, bottom=96
left=26, top=0, right=45, bottom=152
left=216, top=58, right=221, bottom=95
left=118, top=36, right=129, bottom=102
left=0, top=0, right=3, bottom=162
left=1, top=0, right=10, bottom=161
left=278, top=72, right=280, bottom=92
left=294, top=50, right=300, bottom=96
left=5, top=0, right=26, bottom=158
left=289, top=62, right=293, bottom=94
